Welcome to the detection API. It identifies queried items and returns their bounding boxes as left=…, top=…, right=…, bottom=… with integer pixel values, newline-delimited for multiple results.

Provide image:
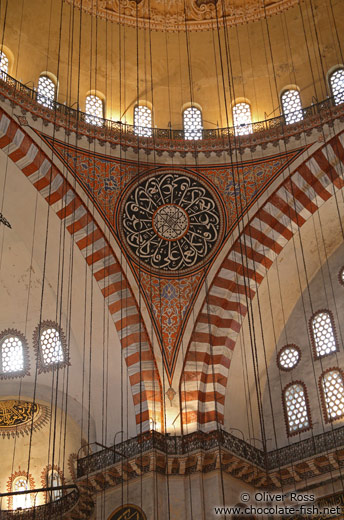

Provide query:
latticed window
left=329, top=68, right=344, bottom=106
left=85, top=94, right=104, bottom=126
left=13, top=477, right=30, bottom=510
left=339, top=267, right=344, bottom=286
left=321, top=370, right=344, bottom=422
left=277, top=345, right=300, bottom=371
left=0, top=50, right=9, bottom=76
left=34, top=321, right=68, bottom=372
left=37, top=75, right=56, bottom=109
left=0, top=330, right=28, bottom=378
left=310, top=311, right=338, bottom=358
left=281, top=89, right=303, bottom=125
left=183, top=106, right=203, bottom=140
left=134, top=105, right=152, bottom=137
left=283, top=383, right=311, bottom=435
left=47, top=470, right=62, bottom=502
left=233, top=102, right=253, bottom=135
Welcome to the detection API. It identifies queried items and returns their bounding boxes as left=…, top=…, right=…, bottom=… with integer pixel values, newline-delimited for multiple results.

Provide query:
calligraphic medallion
left=109, top=504, right=146, bottom=520
left=118, top=171, right=225, bottom=276
left=0, top=400, right=50, bottom=438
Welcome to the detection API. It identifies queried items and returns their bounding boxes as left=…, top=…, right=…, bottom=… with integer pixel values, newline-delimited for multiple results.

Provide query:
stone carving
left=121, top=172, right=222, bottom=273
left=64, top=0, right=299, bottom=32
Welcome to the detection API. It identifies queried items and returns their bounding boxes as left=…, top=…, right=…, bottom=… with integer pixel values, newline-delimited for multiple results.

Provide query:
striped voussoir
left=181, top=133, right=344, bottom=433
left=0, top=110, right=162, bottom=433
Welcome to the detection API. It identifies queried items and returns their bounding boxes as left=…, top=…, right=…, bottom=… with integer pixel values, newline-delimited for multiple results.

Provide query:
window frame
left=319, top=367, right=344, bottom=424
left=36, top=74, right=57, bottom=109
left=277, top=344, right=301, bottom=372
left=280, top=87, right=303, bottom=125
left=232, top=101, right=253, bottom=136
left=309, top=309, right=339, bottom=360
left=85, top=93, right=105, bottom=126
left=328, top=67, right=344, bottom=106
left=43, top=466, right=64, bottom=503
left=282, top=381, right=312, bottom=437
left=182, top=105, right=203, bottom=141
left=33, top=320, right=69, bottom=373
left=338, top=267, right=344, bottom=287
left=133, top=104, right=153, bottom=137
left=0, top=329, right=30, bottom=379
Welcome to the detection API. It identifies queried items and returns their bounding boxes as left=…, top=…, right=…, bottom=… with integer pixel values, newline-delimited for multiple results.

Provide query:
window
left=37, top=75, right=56, bottom=109
left=320, top=369, right=344, bottom=422
left=13, top=477, right=30, bottom=510
left=339, top=267, right=344, bottom=286
left=0, top=330, right=29, bottom=378
left=329, top=68, right=344, bottom=106
left=85, top=94, right=104, bottom=126
left=281, top=89, right=303, bottom=125
left=183, top=106, right=203, bottom=140
left=47, top=470, right=62, bottom=502
left=33, top=321, right=68, bottom=372
left=133, top=105, right=152, bottom=137
left=283, top=382, right=311, bottom=435
left=277, top=344, right=301, bottom=371
left=310, top=310, right=338, bottom=358
left=233, top=102, right=253, bottom=135
left=0, top=50, right=9, bottom=76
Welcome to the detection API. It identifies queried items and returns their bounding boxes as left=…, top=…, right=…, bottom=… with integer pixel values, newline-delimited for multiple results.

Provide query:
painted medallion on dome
left=119, top=172, right=225, bottom=275
left=0, top=400, right=39, bottom=428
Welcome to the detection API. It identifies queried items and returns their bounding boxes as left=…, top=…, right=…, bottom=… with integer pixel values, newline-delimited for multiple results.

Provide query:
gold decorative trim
left=63, top=0, right=299, bottom=32
left=0, top=400, right=51, bottom=438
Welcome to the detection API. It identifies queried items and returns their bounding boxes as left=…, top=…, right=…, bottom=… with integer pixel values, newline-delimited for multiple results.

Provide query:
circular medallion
left=118, top=172, right=224, bottom=275
left=109, top=504, right=146, bottom=520
left=0, top=400, right=39, bottom=428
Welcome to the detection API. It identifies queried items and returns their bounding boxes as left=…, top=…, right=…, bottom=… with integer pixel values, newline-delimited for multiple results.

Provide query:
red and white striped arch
left=0, top=108, right=163, bottom=433
left=180, top=132, right=344, bottom=433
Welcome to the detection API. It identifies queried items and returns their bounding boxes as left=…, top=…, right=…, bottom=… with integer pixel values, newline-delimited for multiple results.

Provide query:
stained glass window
left=37, top=75, right=56, bottom=109
left=329, top=68, right=344, bottom=106
left=233, top=102, right=253, bottom=135
left=311, top=311, right=337, bottom=358
left=85, top=94, right=104, bottom=126
left=183, top=106, right=203, bottom=140
left=284, top=383, right=310, bottom=434
left=281, top=89, right=303, bottom=125
left=321, top=370, right=344, bottom=422
left=134, top=105, right=152, bottom=137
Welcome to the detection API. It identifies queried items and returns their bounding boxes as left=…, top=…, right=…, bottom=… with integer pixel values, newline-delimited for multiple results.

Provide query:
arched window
left=329, top=68, right=344, bottom=106
left=13, top=477, right=30, bottom=510
left=310, top=310, right=338, bottom=358
left=339, top=267, right=344, bottom=286
left=33, top=321, right=68, bottom=372
left=283, top=382, right=311, bottom=435
left=233, top=102, right=253, bottom=135
left=281, top=89, right=303, bottom=125
left=320, top=369, right=344, bottom=422
left=37, top=75, right=56, bottom=109
left=0, top=330, right=28, bottom=378
left=183, top=106, right=203, bottom=140
left=85, top=94, right=104, bottom=126
left=277, top=344, right=301, bottom=371
left=47, top=470, right=62, bottom=502
left=133, top=105, right=152, bottom=137
left=0, top=50, right=9, bottom=76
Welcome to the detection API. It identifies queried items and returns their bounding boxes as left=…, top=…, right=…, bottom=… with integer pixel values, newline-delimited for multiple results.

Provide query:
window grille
left=339, top=267, right=344, bottom=286
left=134, top=105, right=152, bottom=137
left=329, top=68, right=344, bottom=106
left=233, top=102, right=253, bottom=135
left=40, top=327, right=64, bottom=366
left=85, top=94, right=104, bottom=126
left=283, top=383, right=310, bottom=435
left=311, top=311, right=337, bottom=358
left=281, top=89, right=303, bottom=125
left=183, top=106, right=203, bottom=140
left=37, top=75, right=56, bottom=109
left=321, top=369, right=344, bottom=422
left=0, top=50, right=8, bottom=76
left=13, top=478, right=30, bottom=510
left=1, top=335, right=24, bottom=373
left=47, top=470, right=62, bottom=502
left=277, top=345, right=300, bottom=371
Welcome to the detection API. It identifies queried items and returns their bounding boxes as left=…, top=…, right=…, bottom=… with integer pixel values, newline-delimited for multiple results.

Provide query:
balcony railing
left=0, top=71, right=342, bottom=150
left=77, top=425, right=344, bottom=478
left=0, top=488, right=79, bottom=519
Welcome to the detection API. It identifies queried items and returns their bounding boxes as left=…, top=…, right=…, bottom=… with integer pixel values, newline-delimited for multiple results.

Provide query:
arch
left=180, top=130, right=344, bottom=433
left=0, top=107, right=162, bottom=433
